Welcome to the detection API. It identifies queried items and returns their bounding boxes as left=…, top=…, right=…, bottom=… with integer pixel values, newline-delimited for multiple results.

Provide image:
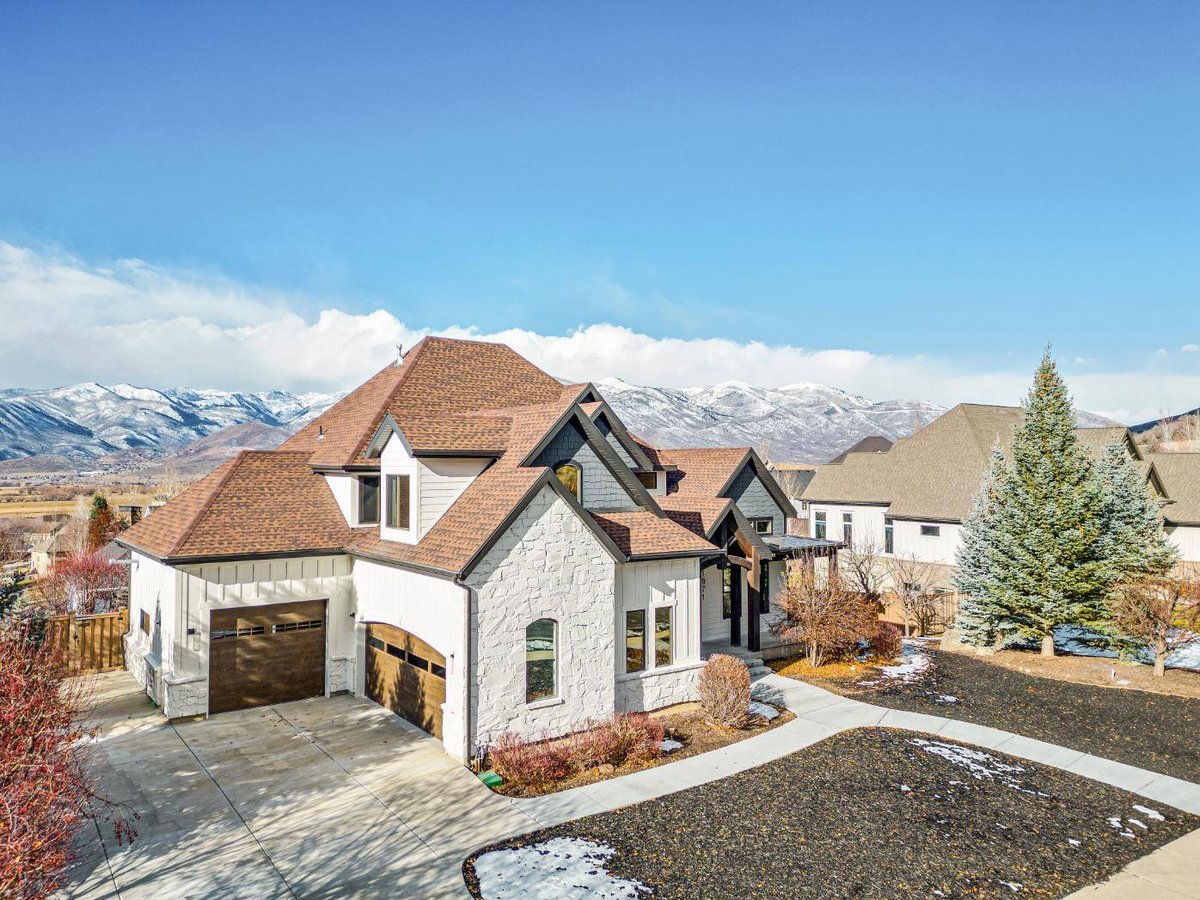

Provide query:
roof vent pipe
left=395, top=343, right=405, bottom=365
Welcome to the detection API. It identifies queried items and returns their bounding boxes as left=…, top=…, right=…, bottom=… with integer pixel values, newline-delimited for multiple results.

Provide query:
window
left=759, top=561, right=771, bottom=613
left=842, top=512, right=853, bottom=547
left=366, top=634, right=385, bottom=651
left=920, top=524, right=941, bottom=538
left=752, top=518, right=773, bottom=535
left=625, top=610, right=646, bottom=673
left=554, top=462, right=582, bottom=501
left=884, top=517, right=894, bottom=554
left=386, top=474, right=411, bottom=529
left=359, top=476, right=380, bottom=524
left=637, top=471, right=658, bottom=490
left=272, top=619, right=322, bottom=634
left=814, top=510, right=826, bottom=540
left=654, top=607, right=673, bottom=667
left=525, top=619, right=557, bottom=702
left=140, top=609, right=150, bottom=634
left=721, top=566, right=732, bottom=620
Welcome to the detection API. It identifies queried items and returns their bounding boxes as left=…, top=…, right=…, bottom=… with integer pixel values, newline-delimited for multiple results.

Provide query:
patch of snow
left=900, top=784, right=912, bottom=793
left=748, top=701, right=780, bottom=721
left=997, top=881, right=1022, bottom=893
left=874, top=642, right=932, bottom=684
left=473, top=837, right=652, bottom=900
left=931, top=693, right=958, bottom=703
left=1052, top=625, right=1200, bottom=673
left=1132, top=804, right=1164, bottom=821
left=659, top=739, right=683, bottom=754
left=1068, top=838, right=1081, bottom=847
left=1128, top=819, right=1147, bottom=830
left=909, top=739, right=1046, bottom=796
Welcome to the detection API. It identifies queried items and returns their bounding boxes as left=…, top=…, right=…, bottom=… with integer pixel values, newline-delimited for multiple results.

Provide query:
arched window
left=553, top=461, right=582, bottom=501
left=525, top=618, right=557, bottom=703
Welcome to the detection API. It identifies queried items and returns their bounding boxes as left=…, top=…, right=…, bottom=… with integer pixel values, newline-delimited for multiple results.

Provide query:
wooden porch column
left=746, top=549, right=761, bottom=654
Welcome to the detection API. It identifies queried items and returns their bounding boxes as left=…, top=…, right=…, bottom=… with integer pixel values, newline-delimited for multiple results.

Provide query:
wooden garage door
left=208, top=600, right=327, bottom=715
left=365, top=623, right=446, bottom=739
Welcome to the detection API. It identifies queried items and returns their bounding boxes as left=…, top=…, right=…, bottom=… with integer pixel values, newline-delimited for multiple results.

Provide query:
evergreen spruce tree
left=994, top=350, right=1113, bottom=654
left=1095, top=442, right=1178, bottom=577
left=954, top=445, right=1012, bottom=646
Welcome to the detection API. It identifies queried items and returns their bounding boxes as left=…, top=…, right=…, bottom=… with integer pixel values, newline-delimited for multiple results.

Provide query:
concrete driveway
left=64, top=672, right=539, bottom=899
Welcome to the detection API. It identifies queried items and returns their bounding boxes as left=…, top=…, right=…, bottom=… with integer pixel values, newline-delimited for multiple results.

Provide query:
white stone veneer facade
left=467, top=484, right=616, bottom=744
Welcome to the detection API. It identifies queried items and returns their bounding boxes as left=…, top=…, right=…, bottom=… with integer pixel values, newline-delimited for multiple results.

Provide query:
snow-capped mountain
left=596, top=378, right=946, bottom=463
left=0, top=377, right=1119, bottom=470
left=0, top=383, right=342, bottom=462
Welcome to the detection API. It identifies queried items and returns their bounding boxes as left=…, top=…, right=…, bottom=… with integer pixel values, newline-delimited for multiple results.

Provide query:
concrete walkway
left=508, top=672, right=1200, bottom=828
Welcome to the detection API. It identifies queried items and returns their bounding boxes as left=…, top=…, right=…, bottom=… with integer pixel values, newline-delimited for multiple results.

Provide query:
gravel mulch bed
left=843, top=649, right=1200, bottom=784
left=464, top=728, right=1198, bottom=899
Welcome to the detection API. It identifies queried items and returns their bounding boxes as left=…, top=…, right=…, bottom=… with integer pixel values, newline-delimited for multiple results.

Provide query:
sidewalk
left=507, top=672, right=1200, bottom=828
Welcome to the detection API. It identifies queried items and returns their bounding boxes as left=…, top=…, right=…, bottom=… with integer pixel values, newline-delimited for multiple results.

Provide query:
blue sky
left=0, top=2, right=1197, bottom=420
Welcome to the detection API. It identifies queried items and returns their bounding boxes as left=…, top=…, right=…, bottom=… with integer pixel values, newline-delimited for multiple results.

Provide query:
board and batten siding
left=419, top=458, right=489, bottom=534
left=1167, top=524, right=1200, bottom=567
left=124, top=551, right=180, bottom=707
left=614, top=557, right=704, bottom=711
left=531, top=418, right=639, bottom=512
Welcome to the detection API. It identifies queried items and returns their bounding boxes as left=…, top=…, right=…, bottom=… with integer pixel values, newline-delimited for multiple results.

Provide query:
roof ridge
left=167, top=451, right=249, bottom=556
left=344, top=337, right=432, bottom=464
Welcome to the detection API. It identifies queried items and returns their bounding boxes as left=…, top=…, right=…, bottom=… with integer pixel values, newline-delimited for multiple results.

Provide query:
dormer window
left=554, top=462, right=582, bottom=502
left=386, top=474, right=411, bottom=530
left=359, top=476, right=380, bottom=525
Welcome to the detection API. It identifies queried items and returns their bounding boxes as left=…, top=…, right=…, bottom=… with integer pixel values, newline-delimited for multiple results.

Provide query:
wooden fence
left=880, top=591, right=961, bottom=636
left=43, top=608, right=128, bottom=674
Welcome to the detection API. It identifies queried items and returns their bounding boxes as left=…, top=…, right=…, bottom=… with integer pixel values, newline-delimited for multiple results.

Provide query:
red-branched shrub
left=0, top=626, right=133, bottom=898
left=698, top=654, right=750, bottom=728
left=489, top=732, right=573, bottom=792
left=870, top=623, right=903, bottom=659
left=599, top=712, right=664, bottom=765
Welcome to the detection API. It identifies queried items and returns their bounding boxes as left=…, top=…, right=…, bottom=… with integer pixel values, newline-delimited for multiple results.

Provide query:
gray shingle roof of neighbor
left=801, top=404, right=1142, bottom=523
left=1149, top=453, right=1200, bottom=525
left=825, top=435, right=894, bottom=465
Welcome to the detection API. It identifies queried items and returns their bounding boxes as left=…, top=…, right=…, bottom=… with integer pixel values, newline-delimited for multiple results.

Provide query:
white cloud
left=1182, top=344, right=1199, bottom=353
left=2, top=241, right=1197, bottom=424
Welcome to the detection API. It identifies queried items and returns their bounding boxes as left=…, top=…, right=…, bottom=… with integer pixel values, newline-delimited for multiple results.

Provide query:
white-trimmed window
left=625, top=609, right=646, bottom=673
left=654, top=606, right=673, bottom=667
left=525, top=619, right=557, bottom=703
left=386, top=474, right=411, bottom=530
left=920, top=524, right=941, bottom=538
left=814, top=510, right=827, bottom=540
left=752, top=517, right=773, bottom=535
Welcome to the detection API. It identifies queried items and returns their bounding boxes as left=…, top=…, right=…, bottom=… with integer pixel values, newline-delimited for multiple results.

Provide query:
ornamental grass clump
left=698, top=654, right=750, bottom=729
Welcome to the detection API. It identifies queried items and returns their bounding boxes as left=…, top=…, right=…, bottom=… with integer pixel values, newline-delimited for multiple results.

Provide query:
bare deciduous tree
left=770, top=566, right=878, bottom=668
left=841, top=538, right=888, bottom=605
left=889, top=553, right=943, bottom=637
left=1111, top=576, right=1200, bottom=677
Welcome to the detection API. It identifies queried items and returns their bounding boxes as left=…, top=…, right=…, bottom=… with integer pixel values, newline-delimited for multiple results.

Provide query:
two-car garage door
left=208, top=600, right=327, bottom=715
left=365, top=623, right=446, bottom=739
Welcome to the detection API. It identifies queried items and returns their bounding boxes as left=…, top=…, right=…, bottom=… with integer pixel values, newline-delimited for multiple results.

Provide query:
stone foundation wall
left=615, top=661, right=704, bottom=712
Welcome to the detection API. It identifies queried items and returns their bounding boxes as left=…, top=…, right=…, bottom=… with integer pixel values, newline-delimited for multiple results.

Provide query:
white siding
left=809, top=503, right=888, bottom=551
left=891, top=520, right=962, bottom=566
left=700, top=565, right=732, bottom=641
left=419, top=458, right=489, bottom=534
left=125, top=552, right=180, bottom=706
left=1167, top=524, right=1200, bottom=566
left=352, top=559, right=470, bottom=759
left=325, top=473, right=356, bottom=524
left=614, top=558, right=703, bottom=711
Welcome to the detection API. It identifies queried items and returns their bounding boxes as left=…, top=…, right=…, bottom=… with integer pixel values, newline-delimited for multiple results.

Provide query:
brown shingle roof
left=657, top=494, right=733, bottom=539
left=119, top=451, right=353, bottom=560
left=659, top=447, right=751, bottom=497
left=590, top=510, right=716, bottom=558
left=1150, top=453, right=1200, bottom=525
left=803, top=404, right=1140, bottom=522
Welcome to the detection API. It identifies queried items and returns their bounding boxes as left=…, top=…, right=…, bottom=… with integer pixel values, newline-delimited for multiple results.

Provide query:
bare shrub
left=869, top=622, right=902, bottom=659
left=889, top=554, right=944, bottom=637
left=698, top=654, right=750, bottom=728
left=771, top=567, right=879, bottom=667
left=1111, top=576, right=1200, bottom=677
left=488, top=732, right=573, bottom=792
left=842, top=539, right=888, bottom=605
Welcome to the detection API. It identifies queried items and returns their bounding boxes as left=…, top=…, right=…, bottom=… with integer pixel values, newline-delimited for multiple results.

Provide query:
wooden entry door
left=365, top=623, right=446, bottom=739
left=208, top=600, right=327, bottom=714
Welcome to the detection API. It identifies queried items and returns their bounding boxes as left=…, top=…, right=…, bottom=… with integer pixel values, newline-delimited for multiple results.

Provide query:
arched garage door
left=208, top=599, right=327, bottom=714
left=365, top=623, right=446, bottom=739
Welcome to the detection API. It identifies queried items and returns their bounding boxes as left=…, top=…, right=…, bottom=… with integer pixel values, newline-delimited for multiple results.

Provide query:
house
left=117, top=337, right=836, bottom=762
left=801, top=403, right=1200, bottom=588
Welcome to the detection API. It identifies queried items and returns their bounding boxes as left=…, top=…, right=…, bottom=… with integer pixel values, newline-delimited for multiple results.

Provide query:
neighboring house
left=28, top=523, right=69, bottom=576
left=825, top=435, right=893, bottom=465
left=801, top=403, right=1200, bottom=586
left=117, top=337, right=835, bottom=762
